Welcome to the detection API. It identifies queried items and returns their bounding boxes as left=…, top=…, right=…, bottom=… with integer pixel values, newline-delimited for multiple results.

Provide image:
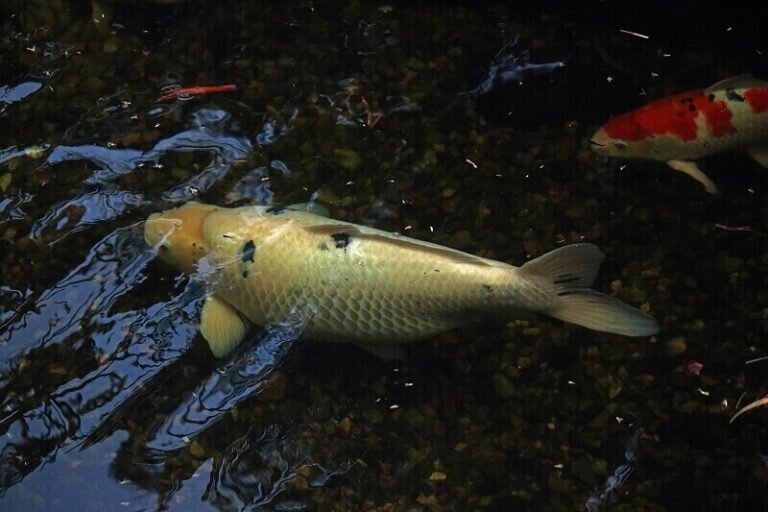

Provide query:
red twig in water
left=359, top=96, right=383, bottom=128
left=156, top=84, right=238, bottom=102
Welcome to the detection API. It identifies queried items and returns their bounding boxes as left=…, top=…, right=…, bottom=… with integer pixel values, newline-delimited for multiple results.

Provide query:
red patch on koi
left=602, top=114, right=646, bottom=141
left=603, top=89, right=737, bottom=142
left=700, top=97, right=736, bottom=137
left=745, top=88, right=768, bottom=113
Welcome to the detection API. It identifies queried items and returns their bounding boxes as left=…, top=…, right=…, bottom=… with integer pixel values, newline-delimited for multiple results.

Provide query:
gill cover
left=143, top=201, right=219, bottom=273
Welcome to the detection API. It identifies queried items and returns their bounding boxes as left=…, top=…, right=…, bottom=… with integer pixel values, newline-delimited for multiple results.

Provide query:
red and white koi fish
left=590, top=75, right=768, bottom=193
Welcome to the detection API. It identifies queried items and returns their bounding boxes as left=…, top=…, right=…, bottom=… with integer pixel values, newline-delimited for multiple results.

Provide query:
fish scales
left=203, top=206, right=539, bottom=343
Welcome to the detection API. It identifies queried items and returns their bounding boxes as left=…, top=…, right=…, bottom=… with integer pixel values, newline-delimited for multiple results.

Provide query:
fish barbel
left=144, top=202, right=658, bottom=358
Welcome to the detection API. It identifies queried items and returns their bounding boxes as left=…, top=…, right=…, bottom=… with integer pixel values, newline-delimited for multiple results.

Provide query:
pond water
left=1, top=1, right=767, bottom=510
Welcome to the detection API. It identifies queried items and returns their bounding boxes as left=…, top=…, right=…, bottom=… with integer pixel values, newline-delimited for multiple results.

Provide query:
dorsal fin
left=303, top=224, right=492, bottom=267
left=705, top=74, right=768, bottom=94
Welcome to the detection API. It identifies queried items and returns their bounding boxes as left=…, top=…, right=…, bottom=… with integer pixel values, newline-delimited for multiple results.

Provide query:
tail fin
left=519, top=244, right=658, bottom=337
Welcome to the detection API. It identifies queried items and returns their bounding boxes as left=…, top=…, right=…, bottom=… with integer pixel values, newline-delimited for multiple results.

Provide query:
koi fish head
left=590, top=114, right=655, bottom=160
left=144, top=201, right=219, bottom=273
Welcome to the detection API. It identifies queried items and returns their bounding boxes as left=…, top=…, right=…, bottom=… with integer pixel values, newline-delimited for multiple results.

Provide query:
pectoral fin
left=200, top=295, right=250, bottom=358
left=747, top=145, right=768, bottom=168
left=667, top=160, right=719, bottom=194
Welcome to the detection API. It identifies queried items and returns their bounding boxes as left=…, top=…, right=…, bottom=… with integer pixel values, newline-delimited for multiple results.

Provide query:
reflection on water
left=0, top=226, right=197, bottom=491
left=207, top=425, right=352, bottom=512
left=143, top=303, right=314, bottom=454
left=0, top=226, right=154, bottom=380
left=30, top=189, right=148, bottom=240
left=29, top=106, right=253, bottom=241
left=0, top=82, right=43, bottom=112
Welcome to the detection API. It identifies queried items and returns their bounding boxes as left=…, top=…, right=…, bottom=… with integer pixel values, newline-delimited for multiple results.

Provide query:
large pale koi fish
left=143, top=202, right=658, bottom=358
left=591, top=75, right=768, bottom=193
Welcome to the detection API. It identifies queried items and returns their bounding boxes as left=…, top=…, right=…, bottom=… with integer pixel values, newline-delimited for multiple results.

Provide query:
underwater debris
left=323, top=79, right=384, bottom=128
left=463, top=36, right=566, bottom=97
left=730, top=394, right=768, bottom=423
left=686, top=360, right=704, bottom=375
left=585, top=420, right=644, bottom=511
left=713, top=223, right=753, bottom=232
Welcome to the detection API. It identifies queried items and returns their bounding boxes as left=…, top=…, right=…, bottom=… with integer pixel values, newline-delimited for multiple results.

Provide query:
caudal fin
left=519, top=244, right=659, bottom=337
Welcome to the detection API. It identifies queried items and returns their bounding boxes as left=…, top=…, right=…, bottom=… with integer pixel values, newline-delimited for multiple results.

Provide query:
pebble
left=663, top=336, right=687, bottom=357
left=429, top=471, right=447, bottom=482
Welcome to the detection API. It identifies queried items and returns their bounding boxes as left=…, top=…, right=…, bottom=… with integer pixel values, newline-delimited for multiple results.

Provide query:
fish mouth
left=589, top=139, right=606, bottom=147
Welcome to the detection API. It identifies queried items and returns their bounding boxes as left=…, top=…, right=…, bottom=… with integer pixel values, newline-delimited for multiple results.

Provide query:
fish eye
left=613, top=140, right=628, bottom=150
left=159, top=243, right=169, bottom=252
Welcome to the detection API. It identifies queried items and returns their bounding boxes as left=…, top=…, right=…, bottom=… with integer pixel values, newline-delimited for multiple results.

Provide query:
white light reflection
left=618, top=29, right=650, bottom=39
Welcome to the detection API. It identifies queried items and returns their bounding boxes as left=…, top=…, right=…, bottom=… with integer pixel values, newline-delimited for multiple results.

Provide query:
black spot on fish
left=688, top=104, right=696, bottom=112
left=725, top=88, right=745, bottom=102
left=318, top=242, right=329, bottom=251
left=266, top=205, right=287, bottom=215
left=482, top=284, right=494, bottom=295
left=331, top=232, right=351, bottom=249
left=242, top=270, right=249, bottom=278
left=241, top=240, right=256, bottom=263
left=708, top=93, right=716, bottom=101
left=554, top=275, right=581, bottom=285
